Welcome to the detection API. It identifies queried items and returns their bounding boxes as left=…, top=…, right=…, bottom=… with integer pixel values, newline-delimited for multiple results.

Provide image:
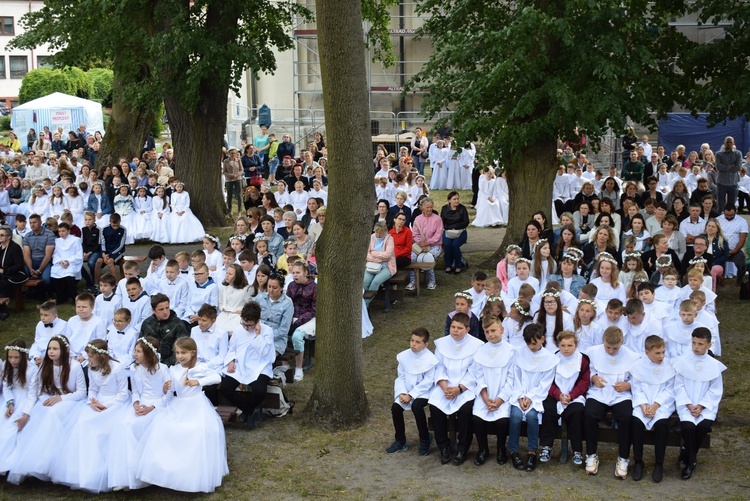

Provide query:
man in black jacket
left=0, top=225, right=27, bottom=320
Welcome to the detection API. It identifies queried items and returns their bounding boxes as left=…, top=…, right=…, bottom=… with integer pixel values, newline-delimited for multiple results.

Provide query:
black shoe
left=682, top=462, right=697, bottom=480
left=524, top=453, right=537, bottom=472
left=473, top=449, right=488, bottom=466
left=497, top=447, right=508, bottom=465
left=440, top=448, right=452, bottom=465
left=678, top=447, right=687, bottom=466
left=652, top=464, right=663, bottom=483
left=511, top=452, right=524, bottom=470
left=633, top=460, right=644, bottom=481
left=452, top=450, right=467, bottom=466
left=0, top=311, right=8, bottom=322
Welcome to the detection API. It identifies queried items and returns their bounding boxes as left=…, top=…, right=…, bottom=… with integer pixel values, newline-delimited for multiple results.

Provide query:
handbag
left=365, top=261, right=382, bottom=273
left=420, top=149, right=428, bottom=159
left=412, top=220, right=428, bottom=255
left=445, top=228, right=465, bottom=239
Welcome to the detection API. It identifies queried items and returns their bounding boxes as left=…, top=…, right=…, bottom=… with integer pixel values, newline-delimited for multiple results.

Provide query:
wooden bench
left=214, top=381, right=283, bottom=425
left=405, top=261, right=436, bottom=296
left=364, top=270, right=410, bottom=312
left=12, top=279, right=42, bottom=312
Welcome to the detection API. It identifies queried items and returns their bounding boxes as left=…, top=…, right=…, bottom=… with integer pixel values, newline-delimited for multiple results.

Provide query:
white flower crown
left=624, top=251, right=642, bottom=259
left=562, top=252, right=580, bottom=263
left=578, top=298, right=597, bottom=309
left=516, top=258, right=532, bottom=266
left=513, top=300, right=530, bottom=317
left=230, top=234, right=247, bottom=242
left=51, top=335, right=69, bottom=349
left=137, top=337, right=159, bottom=355
left=506, top=244, right=522, bottom=253
left=689, top=257, right=707, bottom=265
left=656, top=255, right=673, bottom=268
left=454, top=292, right=473, bottom=302
left=86, top=343, right=109, bottom=355
left=541, top=290, right=560, bottom=298
left=487, top=295, right=503, bottom=303
left=4, top=345, right=29, bottom=353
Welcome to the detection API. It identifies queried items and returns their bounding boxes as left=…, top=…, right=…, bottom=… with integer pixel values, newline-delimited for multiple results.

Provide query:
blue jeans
left=442, top=230, right=467, bottom=270
left=268, top=157, right=279, bottom=176
left=363, top=266, right=393, bottom=304
left=508, top=406, right=539, bottom=453
left=413, top=155, right=426, bottom=176
left=81, top=252, right=102, bottom=287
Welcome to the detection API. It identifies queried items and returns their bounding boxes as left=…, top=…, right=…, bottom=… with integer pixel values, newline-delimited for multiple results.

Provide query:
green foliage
left=0, top=116, right=11, bottom=131
left=410, top=0, right=690, bottom=164
left=18, top=68, right=76, bottom=103
left=150, top=102, right=165, bottom=138
left=62, top=66, right=91, bottom=98
left=361, top=0, right=398, bottom=66
left=86, top=68, right=114, bottom=106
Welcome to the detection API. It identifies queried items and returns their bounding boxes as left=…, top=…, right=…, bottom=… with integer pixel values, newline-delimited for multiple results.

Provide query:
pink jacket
left=496, top=258, right=510, bottom=292
left=413, top=213, right=443, bottom=247
left=367, top=233, right=397, bottom=275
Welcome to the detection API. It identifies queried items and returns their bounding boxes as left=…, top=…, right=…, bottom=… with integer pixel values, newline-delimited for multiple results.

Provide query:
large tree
left=12, top=0, right=304, bottom=226
left=410, top=0, right=690, bottom=253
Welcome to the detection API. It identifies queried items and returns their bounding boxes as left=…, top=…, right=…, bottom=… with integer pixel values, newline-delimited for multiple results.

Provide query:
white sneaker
left=293, top=371, right=304, bottom=382
left=427, top=282, right=436, bottom=290
left=615, top=457, right=629, bottom=479
left=585, top=454, right=599, bottom=475
left=405, top=281, right=415, bottom=291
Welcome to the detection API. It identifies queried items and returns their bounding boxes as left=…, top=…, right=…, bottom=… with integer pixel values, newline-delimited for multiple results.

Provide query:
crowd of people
left=0, top=123, right=745, bottom=490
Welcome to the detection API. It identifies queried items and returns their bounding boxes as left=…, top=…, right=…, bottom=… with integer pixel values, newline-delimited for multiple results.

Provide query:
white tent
left=10, top=92, right=104, bottom=140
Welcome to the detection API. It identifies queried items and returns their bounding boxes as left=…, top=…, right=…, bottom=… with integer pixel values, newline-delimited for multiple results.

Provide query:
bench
left=364, top=270, right=410, bottom=312
left=405, top=261, right=436, bottom=296
left=214, top=381, right=283, bottom=425
left=12, top=279, right=42, bottom=312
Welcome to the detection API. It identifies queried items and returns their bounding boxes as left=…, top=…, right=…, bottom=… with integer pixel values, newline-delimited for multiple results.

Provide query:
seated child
left=665, top=300, right=707, bottom=359
left=153, top=259, right=190, bottom=320
left=539, top=330, right=589, bottom=466
left=66, top=292, right=107, bottom=362
left=508, top=324, right=558, bottom=472
left=690, top=290, right=721, bottom=356
left=636, top=282, right=670, bottom=323
left=175, top=251, right=194, bottom=278
left=106, top=308, right=138, bottom=367
left=505, top=258, right=539, bottom=306
left=428, top=312, right=484, bottom=466
left=583, top=326, right=640, bottom=478
left=97, top=213, right=127, bottom=281
left=673, top=327, right=726, bottom=480
left=212, top=247, right=236, bottom=285
left=29, top=300, right=69, bottom=364
left=622, top=298, right=663, bottom=353
left=595, top=298, right=628, bottom=333
left=470, top=315, right=515, bottom=466
left=386, top=327, right=438, bottom=456
left=145, top=244, right=167, bottom=285
left=183, top=264, right=219, bottom=326
left=238, top=249, right=259, bottom=285
left=190, top=304, right=229, bottom=373
left=445, top=292, right=484, bottom=341
left=579, top=283, right=606, bottom=319
left=464, top=271, right=487, bottom=318
left=501, top=299, right=534, bottom=348
left=681, top=268, right=716, bottom=316
left=573, top=299, right=602, bottom=354
left=276, top=239, right=303, bottom=273
left=123, top=277, right=152, bottom=331
left=654, top=267, right=683, bottom=310
left=94, top=274, right=121, bottom=330
left=630, top=335, right=675, bottom=483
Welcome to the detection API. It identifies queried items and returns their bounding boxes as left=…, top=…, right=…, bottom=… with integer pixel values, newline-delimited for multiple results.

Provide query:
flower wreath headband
left=487, top=295, right=503, bottom=303
left=506, top=244, right=522, bottom=254
left=578, top=298, right=597, bottom=309
left=516, top=258, right=532, bottom=266
left=137, top=337, right=158, bottom=355
left=51, top=335, right=69, bottom=349
left=689, top=257, right=707, bottom=265
left=656, top=255, right=673, bottom=268
left=513, top=300, right=530, bottom=316
left=86, top=343, right=109, bottom=356
left=624, top=251, right=642, bottom=259
left=597, top=252, right=618, bottom=266
left=454, top=292, right=473, bottom=302
left=230, top=234, right=247, bottom=242
left=562, top=252, right=580, bottom=263
left=4, top=345, right=29, bottom=353
left=541, top=290, right=561, bottom=298
left=205, top=234, right=221, bottom=249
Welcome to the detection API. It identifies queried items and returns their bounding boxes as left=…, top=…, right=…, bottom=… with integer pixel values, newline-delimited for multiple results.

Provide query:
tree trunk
left=163, top=88, right=228, bottom=228
left=304, top=0, right=371, bottom=429
left=490, top=138, right=558, bottom=263
left=96, top=72, right=156, bottom=172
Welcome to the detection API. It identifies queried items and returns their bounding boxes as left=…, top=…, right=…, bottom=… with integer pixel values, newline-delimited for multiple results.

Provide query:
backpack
left=263, top=378, right=294, bottom=417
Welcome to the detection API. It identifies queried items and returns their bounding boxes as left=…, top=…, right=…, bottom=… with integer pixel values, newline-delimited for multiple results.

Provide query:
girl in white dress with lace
left=429, top=139, right=450, bottom=190
left=64, top=186, right=85, bottom=228
left=169, top=182, right=205, bottom=243
left=52, top=340, right=130, bottom=493
left=456, top=142, right=476, bottom=190
left=135, top=337, right=227, bottom=493
left=113, top=185, right=136, bottom=244
left=131, top=186, right=153, bottom=240
left=472, top=169, right=504, bottom=227
left=28, top=185, right=50, bottom=219
left=496, top=172, right=510, bottom=225
left=446, top=141, right=462, bottom=190
left=48, top=185, right=67, bottom=221
left=216, top=264, right=253, bottom=336
left=150, top=185, right=171, bottom=243
left=408, top=175, right=430, bottom=209
left=8, top=335, right=87, bottom=485
left=0, top=340, right=36, bottom=474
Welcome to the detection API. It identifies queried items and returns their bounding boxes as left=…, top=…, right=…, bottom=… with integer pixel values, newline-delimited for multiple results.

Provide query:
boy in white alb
left=629, top=335, right=675, bottom=483
left=29, top=300, right=69, bottom=364
left=622, top=298, right=663, bottom=353
left=654, top=268, right=682, bottom=310
left=690, top=290, right=721, bottom=356
left=94, top=274, right=121, bottom=329
left=386, top=327, right=438, bottom=456
left=66, top=292, right=107, bottom=362
left=673, top=327, right=726, bottom=480
left=183, top=263, right=219, bottom=326
left=583, top=326, right=641, bottom=478
left=665, top=300, right=707, bottom=358
left=190, top=304, right=229, bottom=373
left=115, top=260, right=146, bottom=299
left=106, top=307, right=138, bottom=367
left=636, top=282, right=670, bottom=323
left=595, top=299, right=629, bottom=333
left=681, top=269, right=716, bottom=315
left=152, top=259, right=189, bottom=320
left=145, top=245, right=167, bottom=286
left=123, top=277, right=152, bottom=331
left=508, top=324, right=558, bottom=472
left=470, top=315, right=516, bottom=466
left=429, top=312, right=484, bottom=466
left=504, top=259, right=540, bottom=309
left=464, top=272, right=487, bottom=318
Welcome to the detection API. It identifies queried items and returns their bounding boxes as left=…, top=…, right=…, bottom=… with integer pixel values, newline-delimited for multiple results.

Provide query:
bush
left=18, top=66, right=95, bottom=103
left=150, top=102, right=165, bottom=138
left=62, top=67, right=91, bottom=98
left=0, top=116, right=11, bottom=131
left=86, top=68, right=114, bottom=106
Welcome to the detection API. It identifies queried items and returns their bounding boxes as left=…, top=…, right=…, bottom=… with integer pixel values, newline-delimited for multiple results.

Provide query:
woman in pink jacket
left=363, top=221, right=396, bottom=305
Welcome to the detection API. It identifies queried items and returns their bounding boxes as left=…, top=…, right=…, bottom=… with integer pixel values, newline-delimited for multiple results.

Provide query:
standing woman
left=440, top=191, right=469, bottom=274
left=363, top=222, right=396, bottom=305
left=410, top=128, right=428, bottom=176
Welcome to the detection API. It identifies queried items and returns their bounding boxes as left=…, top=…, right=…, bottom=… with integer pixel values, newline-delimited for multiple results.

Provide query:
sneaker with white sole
left=539, top=446, right=552, bottom=463
left=385, top=440, right=407, bottom=454
left=573, top=452, right=583, bottom=466
left=293, top=371, right=304, bottom=382
left=405, top=281, right=415, bottom=291
left=615, top=456, right=629, bottom=479
left=585, top=454, right=599, bottom=475
left=427, top=282, right=437, bottom=290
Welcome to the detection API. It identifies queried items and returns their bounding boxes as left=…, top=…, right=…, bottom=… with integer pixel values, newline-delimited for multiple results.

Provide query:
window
left=37, top=56, right=53, bottom=68
left=0, top=57, right=5, bottom=79
left=0, top=17, right=13, bottom=36
left=9, top=56, right=28, bottom=79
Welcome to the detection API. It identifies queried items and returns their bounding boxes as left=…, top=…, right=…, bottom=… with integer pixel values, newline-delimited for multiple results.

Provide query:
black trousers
left=51, top=276, right=78, bottom=304
left=391, top=398, right=429, bottom=443
left=540, top=397, right=585, bottom=453
left=472, top=415, right=509, bottom=452
left=632, top=417, right=668, bottom=464
left=681, top=419, right=714, bottom=464
left=584, top=399, right=632, bottom=458
left=219, top=374, right=270, bottom=416
left=554, top=199, right=572, bottom=219
left=471, top=168, right=481, bottom=206
left=430, top=400, right=474, bottom=453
